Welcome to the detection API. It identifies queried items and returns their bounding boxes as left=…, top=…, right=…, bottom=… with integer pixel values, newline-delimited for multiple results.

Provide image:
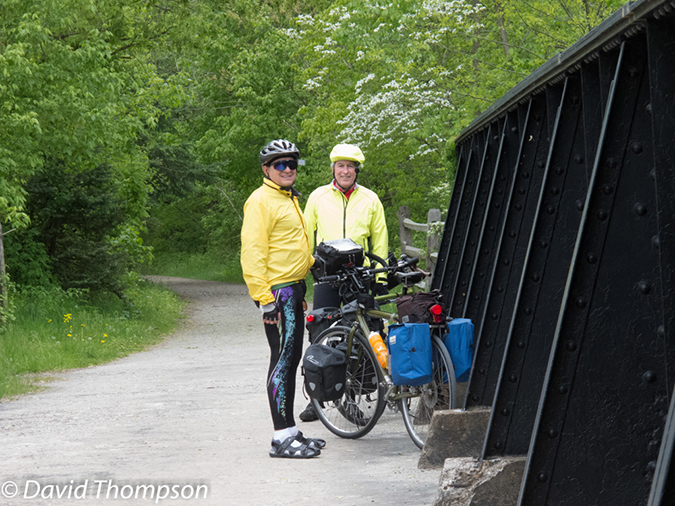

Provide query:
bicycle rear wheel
left=310, top=326, right=386, bottom=439
left=399, top=334, right=457, bottom=449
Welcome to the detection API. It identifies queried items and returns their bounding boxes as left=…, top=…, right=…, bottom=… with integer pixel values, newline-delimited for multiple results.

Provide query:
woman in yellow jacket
left=240, top=139, right=325, bottom=459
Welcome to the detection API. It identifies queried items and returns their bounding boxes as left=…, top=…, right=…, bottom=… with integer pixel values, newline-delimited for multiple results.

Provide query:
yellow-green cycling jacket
left=304, top=182, right=388, bottom=266
left=240, top=179, right=314, bottom=306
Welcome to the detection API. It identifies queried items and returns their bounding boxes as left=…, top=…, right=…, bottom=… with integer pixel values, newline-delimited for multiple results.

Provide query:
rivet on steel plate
left=634, top=203, right=647, bottom=216
left=642, top=371, right=656, bottom=383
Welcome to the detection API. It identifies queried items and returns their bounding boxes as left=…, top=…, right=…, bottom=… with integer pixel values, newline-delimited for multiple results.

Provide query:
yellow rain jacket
left=241, top=179, right=314, bottom=306
left=304, top=182, right=388, bottom=268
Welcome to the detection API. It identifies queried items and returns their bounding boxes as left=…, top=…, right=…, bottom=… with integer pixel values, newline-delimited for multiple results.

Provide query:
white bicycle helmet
left=259, top=139, right=300, bottom=165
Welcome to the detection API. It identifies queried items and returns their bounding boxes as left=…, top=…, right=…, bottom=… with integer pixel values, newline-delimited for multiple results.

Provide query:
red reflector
left=306, top=314, right=315, bottom=323
left=430, top=304, right=443, bottom=315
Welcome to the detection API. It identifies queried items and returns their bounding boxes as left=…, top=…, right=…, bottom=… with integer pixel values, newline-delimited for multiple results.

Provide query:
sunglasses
left=271, top=159, right=299, bottom=171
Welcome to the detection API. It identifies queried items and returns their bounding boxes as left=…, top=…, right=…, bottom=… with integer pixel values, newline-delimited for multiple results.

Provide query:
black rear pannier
left=314, top=238, right=364, bottom=276
left=302, top=343, right=347, bottom=402
left=305, top=306, right=341, bottom=343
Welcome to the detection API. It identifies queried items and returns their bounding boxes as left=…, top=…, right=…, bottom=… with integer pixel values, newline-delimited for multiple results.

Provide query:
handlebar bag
left=395, top=289, right=448, bottom=324
left=387, top=323, right=433, bottom=386
left=315, top=238, right=364, bottom=275
left=443, top=318, right=474, bottom=382
left=302, top=343, right=347, bottom=402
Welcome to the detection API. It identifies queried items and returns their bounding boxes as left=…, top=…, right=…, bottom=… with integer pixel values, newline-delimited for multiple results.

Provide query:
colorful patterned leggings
left=263, top=282, right=306, bottom=430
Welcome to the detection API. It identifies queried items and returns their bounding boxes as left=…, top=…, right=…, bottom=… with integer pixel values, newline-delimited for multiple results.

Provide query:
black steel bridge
left=432, top=0, right=674, bottom=503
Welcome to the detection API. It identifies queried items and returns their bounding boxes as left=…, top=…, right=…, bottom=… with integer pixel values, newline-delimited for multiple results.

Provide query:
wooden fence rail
left=397, top=206, right=443, bottom=288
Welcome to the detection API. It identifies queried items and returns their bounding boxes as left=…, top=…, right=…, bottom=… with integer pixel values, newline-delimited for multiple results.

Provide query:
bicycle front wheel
left=399, top=334, right=457, bottom=449
left=310, top=326, right=386, bottom=439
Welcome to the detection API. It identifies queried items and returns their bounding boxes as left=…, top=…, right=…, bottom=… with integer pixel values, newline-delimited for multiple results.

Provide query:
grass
left=0, top=279, right=185, bottom=401
left=141, top=250, right=244, bottom=283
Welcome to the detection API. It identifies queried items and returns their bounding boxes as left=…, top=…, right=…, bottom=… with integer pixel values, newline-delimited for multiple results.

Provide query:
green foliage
left=0, top=279, right=185, bottom=399
left=23, top=164, right=137, bottom=294
left=1, top=0, right=192, bottom=293
left=3, top=229, right=52, bottom=287
left=2, top=0, right=625, bottom=289
left=144, top=191, right=211, bottom=254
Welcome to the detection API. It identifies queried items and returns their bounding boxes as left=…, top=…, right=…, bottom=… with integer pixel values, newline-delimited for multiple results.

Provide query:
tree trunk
left=0, top=221, right=8, bottom=319
left=497, top=15, right=510, bottom=57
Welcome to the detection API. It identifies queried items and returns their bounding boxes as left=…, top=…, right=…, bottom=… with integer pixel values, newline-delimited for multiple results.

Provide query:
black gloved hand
left=372, top=282, right=389, bottom=296
left=310, top=255, right=325, bottom=282
left=261, top=303, right=279, bottom=324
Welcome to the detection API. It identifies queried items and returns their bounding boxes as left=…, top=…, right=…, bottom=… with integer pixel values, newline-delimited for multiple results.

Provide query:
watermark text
left=1, top=479, right=208, bottom=503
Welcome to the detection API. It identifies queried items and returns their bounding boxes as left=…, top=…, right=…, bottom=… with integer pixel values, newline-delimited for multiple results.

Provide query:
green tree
left=1, top=0, right=190, bottom=294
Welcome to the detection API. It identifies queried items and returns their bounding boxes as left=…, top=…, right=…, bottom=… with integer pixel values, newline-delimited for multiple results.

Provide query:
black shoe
left=339, top=400, right=367, bottom=426
left=299, top=402, right=319, bottom=422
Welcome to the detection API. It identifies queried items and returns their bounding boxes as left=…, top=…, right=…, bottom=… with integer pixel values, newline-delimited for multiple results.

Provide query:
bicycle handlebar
left=316, top=254, right=421, bottom=285
left=364, top=250, right=388, bottom=269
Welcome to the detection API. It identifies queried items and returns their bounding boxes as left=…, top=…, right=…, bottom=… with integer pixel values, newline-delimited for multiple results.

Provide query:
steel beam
left=450, top=123, right=500, bottom=317
left=483, top=75, right=589, bottom=457
left=521, top=35, right=669, bottom=505
left=465, top=97, right=548, bottom=409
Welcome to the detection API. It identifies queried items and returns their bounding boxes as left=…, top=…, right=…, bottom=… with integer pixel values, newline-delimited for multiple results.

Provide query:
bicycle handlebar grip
left=318, top=275, right=341, bottom=283
left=403, top=256, right=419, bottom=268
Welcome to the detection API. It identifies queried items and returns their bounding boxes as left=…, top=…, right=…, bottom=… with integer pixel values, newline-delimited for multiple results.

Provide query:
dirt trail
left=0, top=277, right=441, bottom=505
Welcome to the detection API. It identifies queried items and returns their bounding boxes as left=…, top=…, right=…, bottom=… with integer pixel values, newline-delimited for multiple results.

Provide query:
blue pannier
left=444, top=318, right=474, bottom=382
left=387, top=323, right=433, bottom=386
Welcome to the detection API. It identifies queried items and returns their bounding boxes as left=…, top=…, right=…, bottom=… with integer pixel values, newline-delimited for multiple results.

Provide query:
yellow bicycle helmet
left=329, top=144, right=365, bottom=166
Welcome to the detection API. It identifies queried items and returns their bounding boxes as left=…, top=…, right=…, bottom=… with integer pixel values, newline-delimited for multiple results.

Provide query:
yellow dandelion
left=103, top=334, right=108, bottom=337
left=101, top=340, right=105, bottom=343
left=67, top=334, right=72, bottom=337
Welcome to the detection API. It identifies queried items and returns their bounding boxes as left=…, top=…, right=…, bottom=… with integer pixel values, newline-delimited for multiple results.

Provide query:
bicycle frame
left=342, top=295, right=421, bottom=405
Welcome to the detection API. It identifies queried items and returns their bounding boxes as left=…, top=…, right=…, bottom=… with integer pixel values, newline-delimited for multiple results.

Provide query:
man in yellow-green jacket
left=241, top=139, right=325, bottom=459
left=304, top=143, right=389, bottom=307
left=300, top=143, right=388, bottom=422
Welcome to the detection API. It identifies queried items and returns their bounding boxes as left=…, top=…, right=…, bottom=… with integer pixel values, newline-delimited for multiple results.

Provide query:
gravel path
left=0, top=277, right=440, bottom=505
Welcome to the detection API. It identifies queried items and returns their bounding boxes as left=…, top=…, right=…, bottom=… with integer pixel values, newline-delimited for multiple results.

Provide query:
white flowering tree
left=291, top=0, right=623, bottom=232
left=291, top=0, right=484, bottom=230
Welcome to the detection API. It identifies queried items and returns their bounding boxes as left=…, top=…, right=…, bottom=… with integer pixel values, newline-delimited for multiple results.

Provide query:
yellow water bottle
left=369, top=331, right=388, bottom=369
